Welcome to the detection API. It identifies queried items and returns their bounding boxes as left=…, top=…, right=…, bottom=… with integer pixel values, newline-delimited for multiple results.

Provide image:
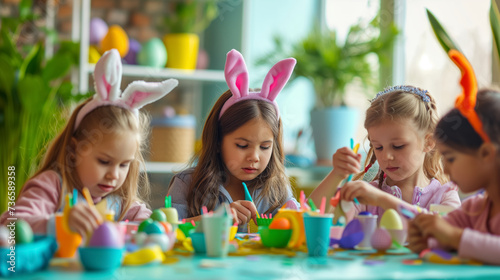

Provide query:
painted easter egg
left=89, top=18, right=108, bottom=45
left=100, top=25, right=129, bottom=58
left=143, top=221, right=165, bottom=235
left=159, top=221, right=172, bottom=233
left=88, top=222, right=122, bottom=248
left=150, top=209, right=167, bottom=222
left=133, top=232, right=148, bottom=246
left=380, top=209, right=403, bottom=230
left=15, top=220, right=33, bottom=244
left=196, top=49, right=209, bottom=69
left=269, top=217, right=291, bottom=230
left=137, top=38, right=167, bottom=68
left=370, top=227, right=392, bottom=251
left=88, top=45, right=101, bottom=63
left=123, top=38, right=141, bottom=65
left=138, top=218, right=154, bottom=233
left=145, top=233, right=170, bottom=251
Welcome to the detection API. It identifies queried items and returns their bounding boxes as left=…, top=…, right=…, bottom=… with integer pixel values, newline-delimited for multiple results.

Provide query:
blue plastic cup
left=303, top=213, right=333, bottom=257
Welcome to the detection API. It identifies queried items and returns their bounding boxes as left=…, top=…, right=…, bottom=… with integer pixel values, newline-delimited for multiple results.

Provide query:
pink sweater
left=0, top=170, right=151, bottom=234
left=442, top=194, right=500, bottom=265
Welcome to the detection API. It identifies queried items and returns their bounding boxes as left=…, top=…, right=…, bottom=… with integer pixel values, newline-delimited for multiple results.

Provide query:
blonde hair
left=34, top=98, right=150, bottom=220
left=185, top=90, right=289, bottom=217
left=354, top=86, right=447, bottom=187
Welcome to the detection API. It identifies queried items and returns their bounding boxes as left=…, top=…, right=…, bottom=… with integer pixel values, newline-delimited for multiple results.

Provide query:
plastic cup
left=357, top=215, right=378, bottom=249
left=303, top=213, right=333, bottom=257
left=55, top=213, right=82, bottom=258
left=202, top=215, right=232, bottom=258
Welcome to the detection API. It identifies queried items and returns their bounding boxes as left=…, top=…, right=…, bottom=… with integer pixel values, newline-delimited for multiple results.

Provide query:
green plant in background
left=258, top=14, right=398, bottom=108
left=163, top=0, right=219, bottom=34
left=490, top=1, right=500, bottom=63
left=0, top=0, right=89, bottom=213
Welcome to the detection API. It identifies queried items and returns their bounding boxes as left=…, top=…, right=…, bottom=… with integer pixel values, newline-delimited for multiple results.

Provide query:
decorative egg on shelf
left=100, top=25, right=129, bottom=58
left=89, top=17, right=108, bottom=45
left=123, top=38, right=141, bottom=65
left=137, top=38, right=167, bottom=68
left=89, top=45, right=101, bottom=64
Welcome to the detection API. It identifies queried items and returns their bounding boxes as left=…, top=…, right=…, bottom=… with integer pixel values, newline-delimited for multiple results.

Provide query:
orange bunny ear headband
left=448, top=49, right=490, bottom=143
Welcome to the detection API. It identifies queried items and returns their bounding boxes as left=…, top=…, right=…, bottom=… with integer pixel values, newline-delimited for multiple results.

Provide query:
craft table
left=9, top=247, right=500, bottom=280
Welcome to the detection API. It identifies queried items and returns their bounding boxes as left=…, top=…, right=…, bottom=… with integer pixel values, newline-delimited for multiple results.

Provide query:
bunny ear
left=260, top=58, right=296, bottom=101
left=122, top=79, right=179, bottom=110
left=224, top=49, right=249, bottom=98
left=93, top=49, right=123, bottom=101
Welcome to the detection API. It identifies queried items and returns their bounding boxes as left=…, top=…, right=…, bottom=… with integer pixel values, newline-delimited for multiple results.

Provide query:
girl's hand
left=407, top=219, right=429, bottom=253
left=340, top=181, right=385, bottom=206
left=230, top=200, right=257, bottom=225
left=332, top=147, right=362, bottom=180
left=67, top=203, right=103, bottom=237
left=411, top=213, right=463, bottom=250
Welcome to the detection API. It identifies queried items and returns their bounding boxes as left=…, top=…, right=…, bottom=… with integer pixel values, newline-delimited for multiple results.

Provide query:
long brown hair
left=354, top=86, right=447, bottom=187
left=34, top=98, right=150, bottom=220
left=187, top=90, right=289, bottom=217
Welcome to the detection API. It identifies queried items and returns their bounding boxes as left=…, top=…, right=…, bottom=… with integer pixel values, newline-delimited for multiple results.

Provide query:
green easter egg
left=15, top=220, right=33, bottom=244
left=138, top=218, right=154, bottom=233
left=137, top=38, right=167, bottom=68
left=143, top=221, right=165, bottom=234
left=150, top=209, right=167, bottom=222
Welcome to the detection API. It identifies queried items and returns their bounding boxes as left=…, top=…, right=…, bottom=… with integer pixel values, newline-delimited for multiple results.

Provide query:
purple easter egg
left=89, top=222, right=122, bottom=248
left=123, top=38, right=141, bottom=65
left=89, top=18, right=109, bottom=45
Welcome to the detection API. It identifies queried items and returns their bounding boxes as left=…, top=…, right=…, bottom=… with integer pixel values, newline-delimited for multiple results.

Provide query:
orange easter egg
left=269, top=217, right=291, bottom=230
left=100, top=25, right=129, bottom=57
left=159, top=221, right=172, bottom=233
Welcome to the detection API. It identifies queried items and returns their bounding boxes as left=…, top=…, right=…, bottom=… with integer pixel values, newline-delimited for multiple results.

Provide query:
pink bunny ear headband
left=74, top=49, right=179, bottom=131
left=219, top=49, right=296, bottom=119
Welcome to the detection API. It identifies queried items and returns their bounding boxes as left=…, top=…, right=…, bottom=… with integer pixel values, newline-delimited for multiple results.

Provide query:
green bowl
left=256, top=217, right=273, bottom=226
left=259, top=226, right=292, bottom=248
left=178, top=222, right=198, bottom=237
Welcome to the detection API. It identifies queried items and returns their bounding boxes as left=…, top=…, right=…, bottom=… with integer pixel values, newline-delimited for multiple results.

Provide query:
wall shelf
left=145, top=161, right=191, bottom=173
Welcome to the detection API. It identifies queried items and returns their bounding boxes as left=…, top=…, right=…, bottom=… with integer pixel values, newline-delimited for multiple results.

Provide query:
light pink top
left=354, top=178, right=461, bottom=218
left=440, top=194, right=500, bottom=265
left=0, top=170, right=151, bottom=234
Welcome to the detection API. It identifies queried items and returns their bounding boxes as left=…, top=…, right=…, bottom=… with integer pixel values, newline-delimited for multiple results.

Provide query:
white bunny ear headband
left=74, top=49, right=179, bottom=131
left=219, top=49, right=296, bottom=119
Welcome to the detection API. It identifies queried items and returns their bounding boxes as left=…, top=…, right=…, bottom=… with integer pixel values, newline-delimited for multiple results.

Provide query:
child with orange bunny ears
left=0, top=49, right=178, bottom=237
left=167, top=49, right=299, bottom=231
left=408, top=50, right=500, bottom=265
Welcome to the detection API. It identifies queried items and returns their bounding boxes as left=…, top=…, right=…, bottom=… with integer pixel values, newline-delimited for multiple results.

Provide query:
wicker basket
left=149, top=115, right=195, bottom=163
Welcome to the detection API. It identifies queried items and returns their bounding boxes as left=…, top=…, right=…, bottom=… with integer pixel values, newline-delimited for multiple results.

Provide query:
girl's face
left=436, top=142, right=488, bottom=194
left=221, top=117, right=274, bottom=187
left=74, top=131, right=138, bottom=199
left=368, top=119, right=431, bottom=184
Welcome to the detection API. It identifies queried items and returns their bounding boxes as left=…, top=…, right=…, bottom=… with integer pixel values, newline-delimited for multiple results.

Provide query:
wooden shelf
left=86, top=64, right=225, bottom=82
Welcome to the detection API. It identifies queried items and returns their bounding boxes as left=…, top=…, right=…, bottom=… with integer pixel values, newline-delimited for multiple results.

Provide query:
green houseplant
left=0, top=0, right=88, bottom=213
left=259, top=15, right=397, bottom=162
left=162, top=0, right=220, bottom=69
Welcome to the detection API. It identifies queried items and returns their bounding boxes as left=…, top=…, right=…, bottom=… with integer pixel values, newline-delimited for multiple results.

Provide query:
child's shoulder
left=26, top=170, right=61, bottom=186
left=172, top=167, right=195, bottom=182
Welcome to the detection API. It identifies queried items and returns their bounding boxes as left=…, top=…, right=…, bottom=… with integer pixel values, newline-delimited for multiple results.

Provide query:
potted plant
left=162, top=0, right=219, bottom=69
left=258, top=15, right=397, bottom=163
left=0, top=0, right=88, bottom=213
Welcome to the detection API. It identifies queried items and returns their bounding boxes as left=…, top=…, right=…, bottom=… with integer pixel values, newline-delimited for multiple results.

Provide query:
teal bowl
left=79, top=247, right=124, bottom=271
left=190, top=232, right=206, bottom=254
left=259, top=226, right=292, bottom=248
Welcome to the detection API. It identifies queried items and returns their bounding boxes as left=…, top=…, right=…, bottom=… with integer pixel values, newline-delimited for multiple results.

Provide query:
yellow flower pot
left=162, top=33, right=199, bottom=69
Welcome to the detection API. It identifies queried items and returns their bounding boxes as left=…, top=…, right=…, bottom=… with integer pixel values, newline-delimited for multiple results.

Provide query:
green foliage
left=0, top=1, right=89, bottom=213
left=426, top=9, right=461, bottom=54
left=164, top=0, right=219, bottom=34
left=490, top=1, right=500, bottom=61
left=258, top=15, right=398, bottom=108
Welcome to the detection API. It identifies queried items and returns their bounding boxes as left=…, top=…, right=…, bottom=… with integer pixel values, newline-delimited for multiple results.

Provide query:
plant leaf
left=426, top=9, right=461, bottom=53
left=490, top=0, right=500, bottom=60
left=17, top=75, right=50, bottom=113
left=43, top=53, right=72, bottom=81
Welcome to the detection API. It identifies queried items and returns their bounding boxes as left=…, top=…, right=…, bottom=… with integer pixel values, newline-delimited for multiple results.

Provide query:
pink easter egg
left=370, top=227, right=392, bottom=251
left=89, top=18, right=108, bottom=45
left=89, top=222, right=122, bottom=248
left=196, top=49, right=209, bottom=69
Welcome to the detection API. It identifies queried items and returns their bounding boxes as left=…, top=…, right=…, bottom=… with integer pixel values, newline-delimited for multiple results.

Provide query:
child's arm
left=309, top=147, right=361, bottom=206
left=341, top=180, right=415, bottom=211
left=0, top=171, right=61, bottom=234
left=122, top=201, right=152, bottom=222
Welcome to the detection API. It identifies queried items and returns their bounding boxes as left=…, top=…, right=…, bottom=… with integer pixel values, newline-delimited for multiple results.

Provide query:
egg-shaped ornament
left=100, top=25, right=129, bottom=58
left=123, top=38, right=141, bottom=65
left=137, top=38, right=167, bottom=68
left=370, top=227, right=392, bottom=251
left=88, top=45, right=101, bottom=63
left=15, top=220, right=33, bottom=244
left=380, top=209, right=403, bottom=230
left=88, top=222, right=122, bottom=248
left=89, top=18, right=108, bottom=45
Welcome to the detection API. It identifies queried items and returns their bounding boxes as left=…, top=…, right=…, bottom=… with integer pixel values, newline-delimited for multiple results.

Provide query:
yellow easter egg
left=100, top=25, right=129, bottom=58
left=380, top=209, right=403, bottom=230
left=88, top=45, right=101, bottom=63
